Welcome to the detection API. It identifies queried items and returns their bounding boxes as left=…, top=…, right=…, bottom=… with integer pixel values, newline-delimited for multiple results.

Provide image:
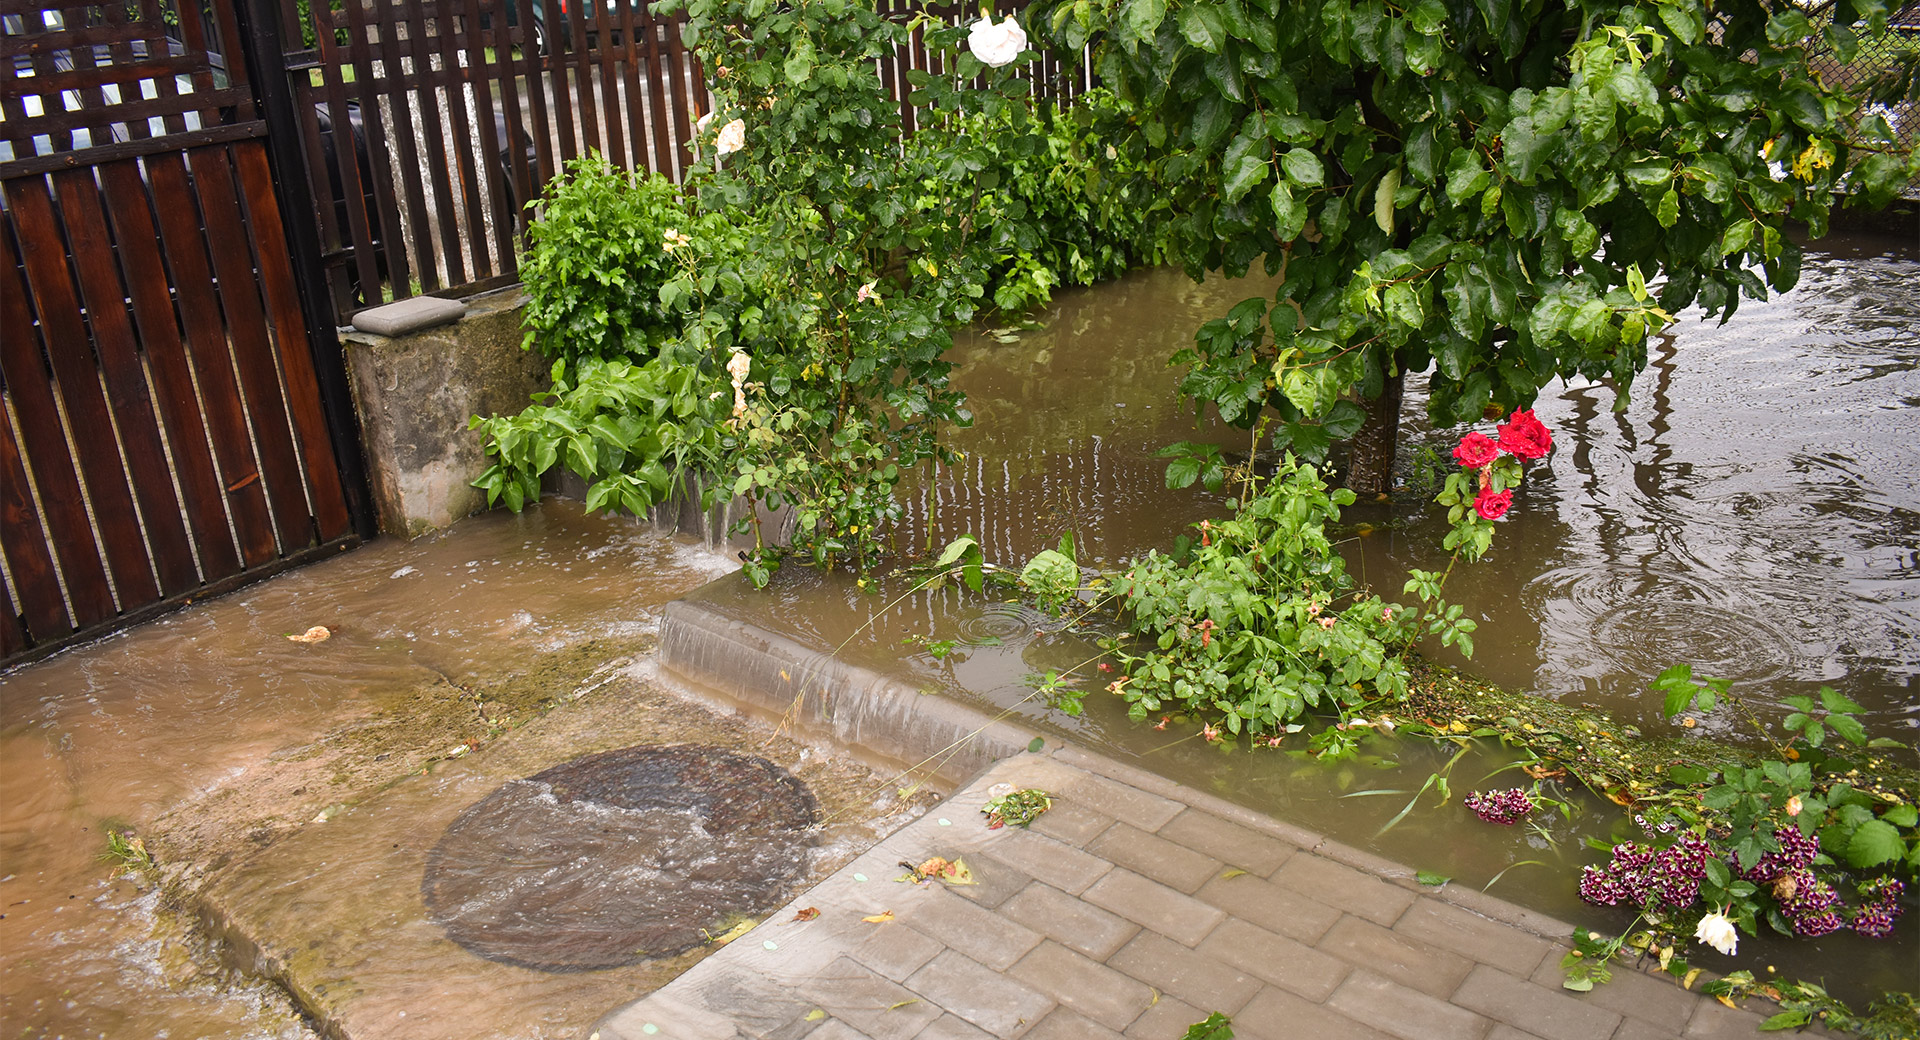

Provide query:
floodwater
left=683, top=230, right=1920, bottom=1001
left=0, top=505, right=754, bottom=1040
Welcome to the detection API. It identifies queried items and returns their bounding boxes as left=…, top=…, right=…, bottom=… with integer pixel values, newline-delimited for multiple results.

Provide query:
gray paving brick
left=988, top=828, right=1113, bottom=894
left=1121, top=995, right=1206, bottom=1039
left=1083, top=868, right=1226, bottom=947
left=1025, top=1005, right=1126, bottom=1040
left=1453, top=964, right=1622, bottom=1040
left=1107, top=930, right=1262, bottom=1015
left=1326, top=970, right=1492, bottom=1040
left=1157, top=808, right=1297, bottom=877
left=942, top=850, right=1031, bottom=910
left=912, top=1013, right=995, bottom=1040
left=1527, top=956, right=1697, bottom=1035
left=1195, top=918, right=1352, bottom=1002
left=1068, top=772, right=1184, bottom=832
left=1028, top=799, right=1117, bottom=847
left=1227, top=984, right=1397, bottom=1040
left=1194, top=869, right=1343, bottom=943
left=1613, top=1018, right=1684, bottom=1040
left=1488, top=1026, right=1548, bottom=1040
left=1001, top=881, right=1140, bottom=960
left=850, top=921, right=943, bottom=982
left=1271, top=852, right=1416, bottom=927
left=808, top=956, right=944, bottom=1037
left=899, top=885, right=1043, bottom=971
left=1684, top=999, right=1771, bottom=1039
left=905, top=950, right=1053, bottom=1037
left=804, top=1021, right=871, bottom=1040
left=1319, top=914, right=1474, bottom=998
left=1394, top=898, right=1555, bottom=977
left=1088, top=822, right=1224, bottom=893
left=1014, top=940, right=1158, bottom=1032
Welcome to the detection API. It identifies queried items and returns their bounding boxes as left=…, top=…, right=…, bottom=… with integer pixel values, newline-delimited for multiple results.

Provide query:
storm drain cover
left=422, top=744, right=817, bottom=971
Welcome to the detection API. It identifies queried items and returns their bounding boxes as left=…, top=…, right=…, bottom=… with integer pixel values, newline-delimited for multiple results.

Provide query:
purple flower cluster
left=1578, top=836, right=1713, bottom=910
left=1740, top=827, right=1819, bottom=883
left=1464, top=788, right=1534, bottom=825
left=1775, top=869, right=1847, bottom=937
left=1851, top=878, right=1905, bottom=939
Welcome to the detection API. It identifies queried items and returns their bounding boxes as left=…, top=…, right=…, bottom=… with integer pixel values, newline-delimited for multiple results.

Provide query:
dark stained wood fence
left=280, top=0, right=1094, bottom=317
left=1, top=0, right=364, bottom=662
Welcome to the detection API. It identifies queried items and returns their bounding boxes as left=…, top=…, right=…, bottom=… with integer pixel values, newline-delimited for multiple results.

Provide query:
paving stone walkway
left=594, top=747, right=1798, bottom=1040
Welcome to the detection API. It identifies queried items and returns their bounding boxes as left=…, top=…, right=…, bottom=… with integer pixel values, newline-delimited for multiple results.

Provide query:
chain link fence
left=1804, top=2, right=1920, bottom=198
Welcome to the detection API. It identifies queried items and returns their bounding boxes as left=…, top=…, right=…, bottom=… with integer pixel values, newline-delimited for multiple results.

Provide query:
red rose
left=1452, top=431, right=1500, bottom=468
left=1475, top=487, right=1513, bottom=520
left=1496, top=409, right=1552, bottom=460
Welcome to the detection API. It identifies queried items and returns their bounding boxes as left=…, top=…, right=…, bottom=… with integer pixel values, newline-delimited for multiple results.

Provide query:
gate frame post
left=231, top=0, right=379, bottom=541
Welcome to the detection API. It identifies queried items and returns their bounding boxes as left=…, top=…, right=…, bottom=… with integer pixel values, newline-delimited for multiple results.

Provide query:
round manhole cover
left=422, top=744, right=817, bottom=971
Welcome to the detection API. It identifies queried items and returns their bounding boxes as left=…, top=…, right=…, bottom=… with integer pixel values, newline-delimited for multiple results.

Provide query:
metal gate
left=1, top=0, right=371, bottom=664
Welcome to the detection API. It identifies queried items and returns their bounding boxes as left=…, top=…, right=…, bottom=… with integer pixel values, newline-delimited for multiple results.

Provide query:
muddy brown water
left=0, top=505, right=922, bottom=1040
left=680, top=232, right=1919, bottom=1003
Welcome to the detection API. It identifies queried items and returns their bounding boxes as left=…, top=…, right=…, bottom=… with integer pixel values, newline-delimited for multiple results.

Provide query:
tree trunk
left=1344, top=370, right=1404, bottom=496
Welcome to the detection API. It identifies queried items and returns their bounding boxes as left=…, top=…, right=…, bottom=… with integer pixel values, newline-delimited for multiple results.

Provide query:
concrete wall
left=341, top=288, right=546, bottom=539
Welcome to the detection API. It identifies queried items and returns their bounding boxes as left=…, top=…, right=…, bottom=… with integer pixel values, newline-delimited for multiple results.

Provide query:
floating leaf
left=705, top=919, right=757, bottom=945
left=862, top=910, right=896, bottom=924
left=1415, top=870, right=1451, bottom=886
left=1182, top=1011, right=1235, bottom=1040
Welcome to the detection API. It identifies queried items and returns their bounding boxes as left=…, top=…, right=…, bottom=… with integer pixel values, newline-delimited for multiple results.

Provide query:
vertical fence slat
left=314, top=7, right=385, bottom=310
left=342, top=0, right=418, bottom=302
left=614, top=0, right=648, bottom=174
left=374, top=0, right=442, bottom=292
left=516, top=0, right=556, bottom=189
left=640, top=15, right=676, bottom=176
left=143, top=152, right=281, bottom=569
left=562, top=0, right=602, bottom=160
left=186, top=145, right=316, bottom=553
left=590, top=0, right=624, bottom=164
left=98, top=159, right=245, bottom=583
left=50, top=166, right=200, bottom=596
left=4, top=177, right=160, bottom=607
left=398, top=0, right=466, bottom=287
left=459, top=0, right=514, bottom=269
left=430, top=0, right=488, bottom=281
left=235, top=144, right=354, bottom=542
left=0, top=374, right=77, bottom=641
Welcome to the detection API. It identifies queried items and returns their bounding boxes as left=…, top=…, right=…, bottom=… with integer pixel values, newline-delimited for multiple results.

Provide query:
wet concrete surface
left=0, top=502, right=929, bottom=1040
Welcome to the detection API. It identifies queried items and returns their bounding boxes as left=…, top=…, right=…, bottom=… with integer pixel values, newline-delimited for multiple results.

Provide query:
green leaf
left=1759, top=1010, right=1813, bottom=1031
left=1415, top=870, right=1451, bottom=886
left=1181, top=1012, right=1234, bottom=1040
left=1222, top=133, right=1270, bottom=202
left=1027, top=736, right=1046, bottom=753
left=1881, top=804, right=1918, bottom=828
left=1374, top=166, right=1401, bottom=235
left=1124, top=0, right=1168, bottom=39
left=1281, top=148, right=1325, bottom=187
left=1178, top=5, right=1228, bottom=52
left=1656, top=188, right=1680, bottom=229
left=1845, top=820, right=1904, bottom=868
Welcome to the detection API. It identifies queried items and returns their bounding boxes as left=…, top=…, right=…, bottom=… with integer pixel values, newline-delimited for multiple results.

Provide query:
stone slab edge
left=657, top=598, right=1041, bottom=788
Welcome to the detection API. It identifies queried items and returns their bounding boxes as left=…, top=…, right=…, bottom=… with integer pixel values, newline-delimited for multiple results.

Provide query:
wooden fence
left=1, top=0, right=366, bottom=661
left=276, top=0, right=1093, bottom=316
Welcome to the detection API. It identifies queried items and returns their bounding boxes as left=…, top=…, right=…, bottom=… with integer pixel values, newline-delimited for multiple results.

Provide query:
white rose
left=727, top=350, right=752, bottom=384
left=1693, top=911, right=1738, bottom=956
left=715, top=118, right=746, bottom=156
left=968, top=15, right=1027, bottom=68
